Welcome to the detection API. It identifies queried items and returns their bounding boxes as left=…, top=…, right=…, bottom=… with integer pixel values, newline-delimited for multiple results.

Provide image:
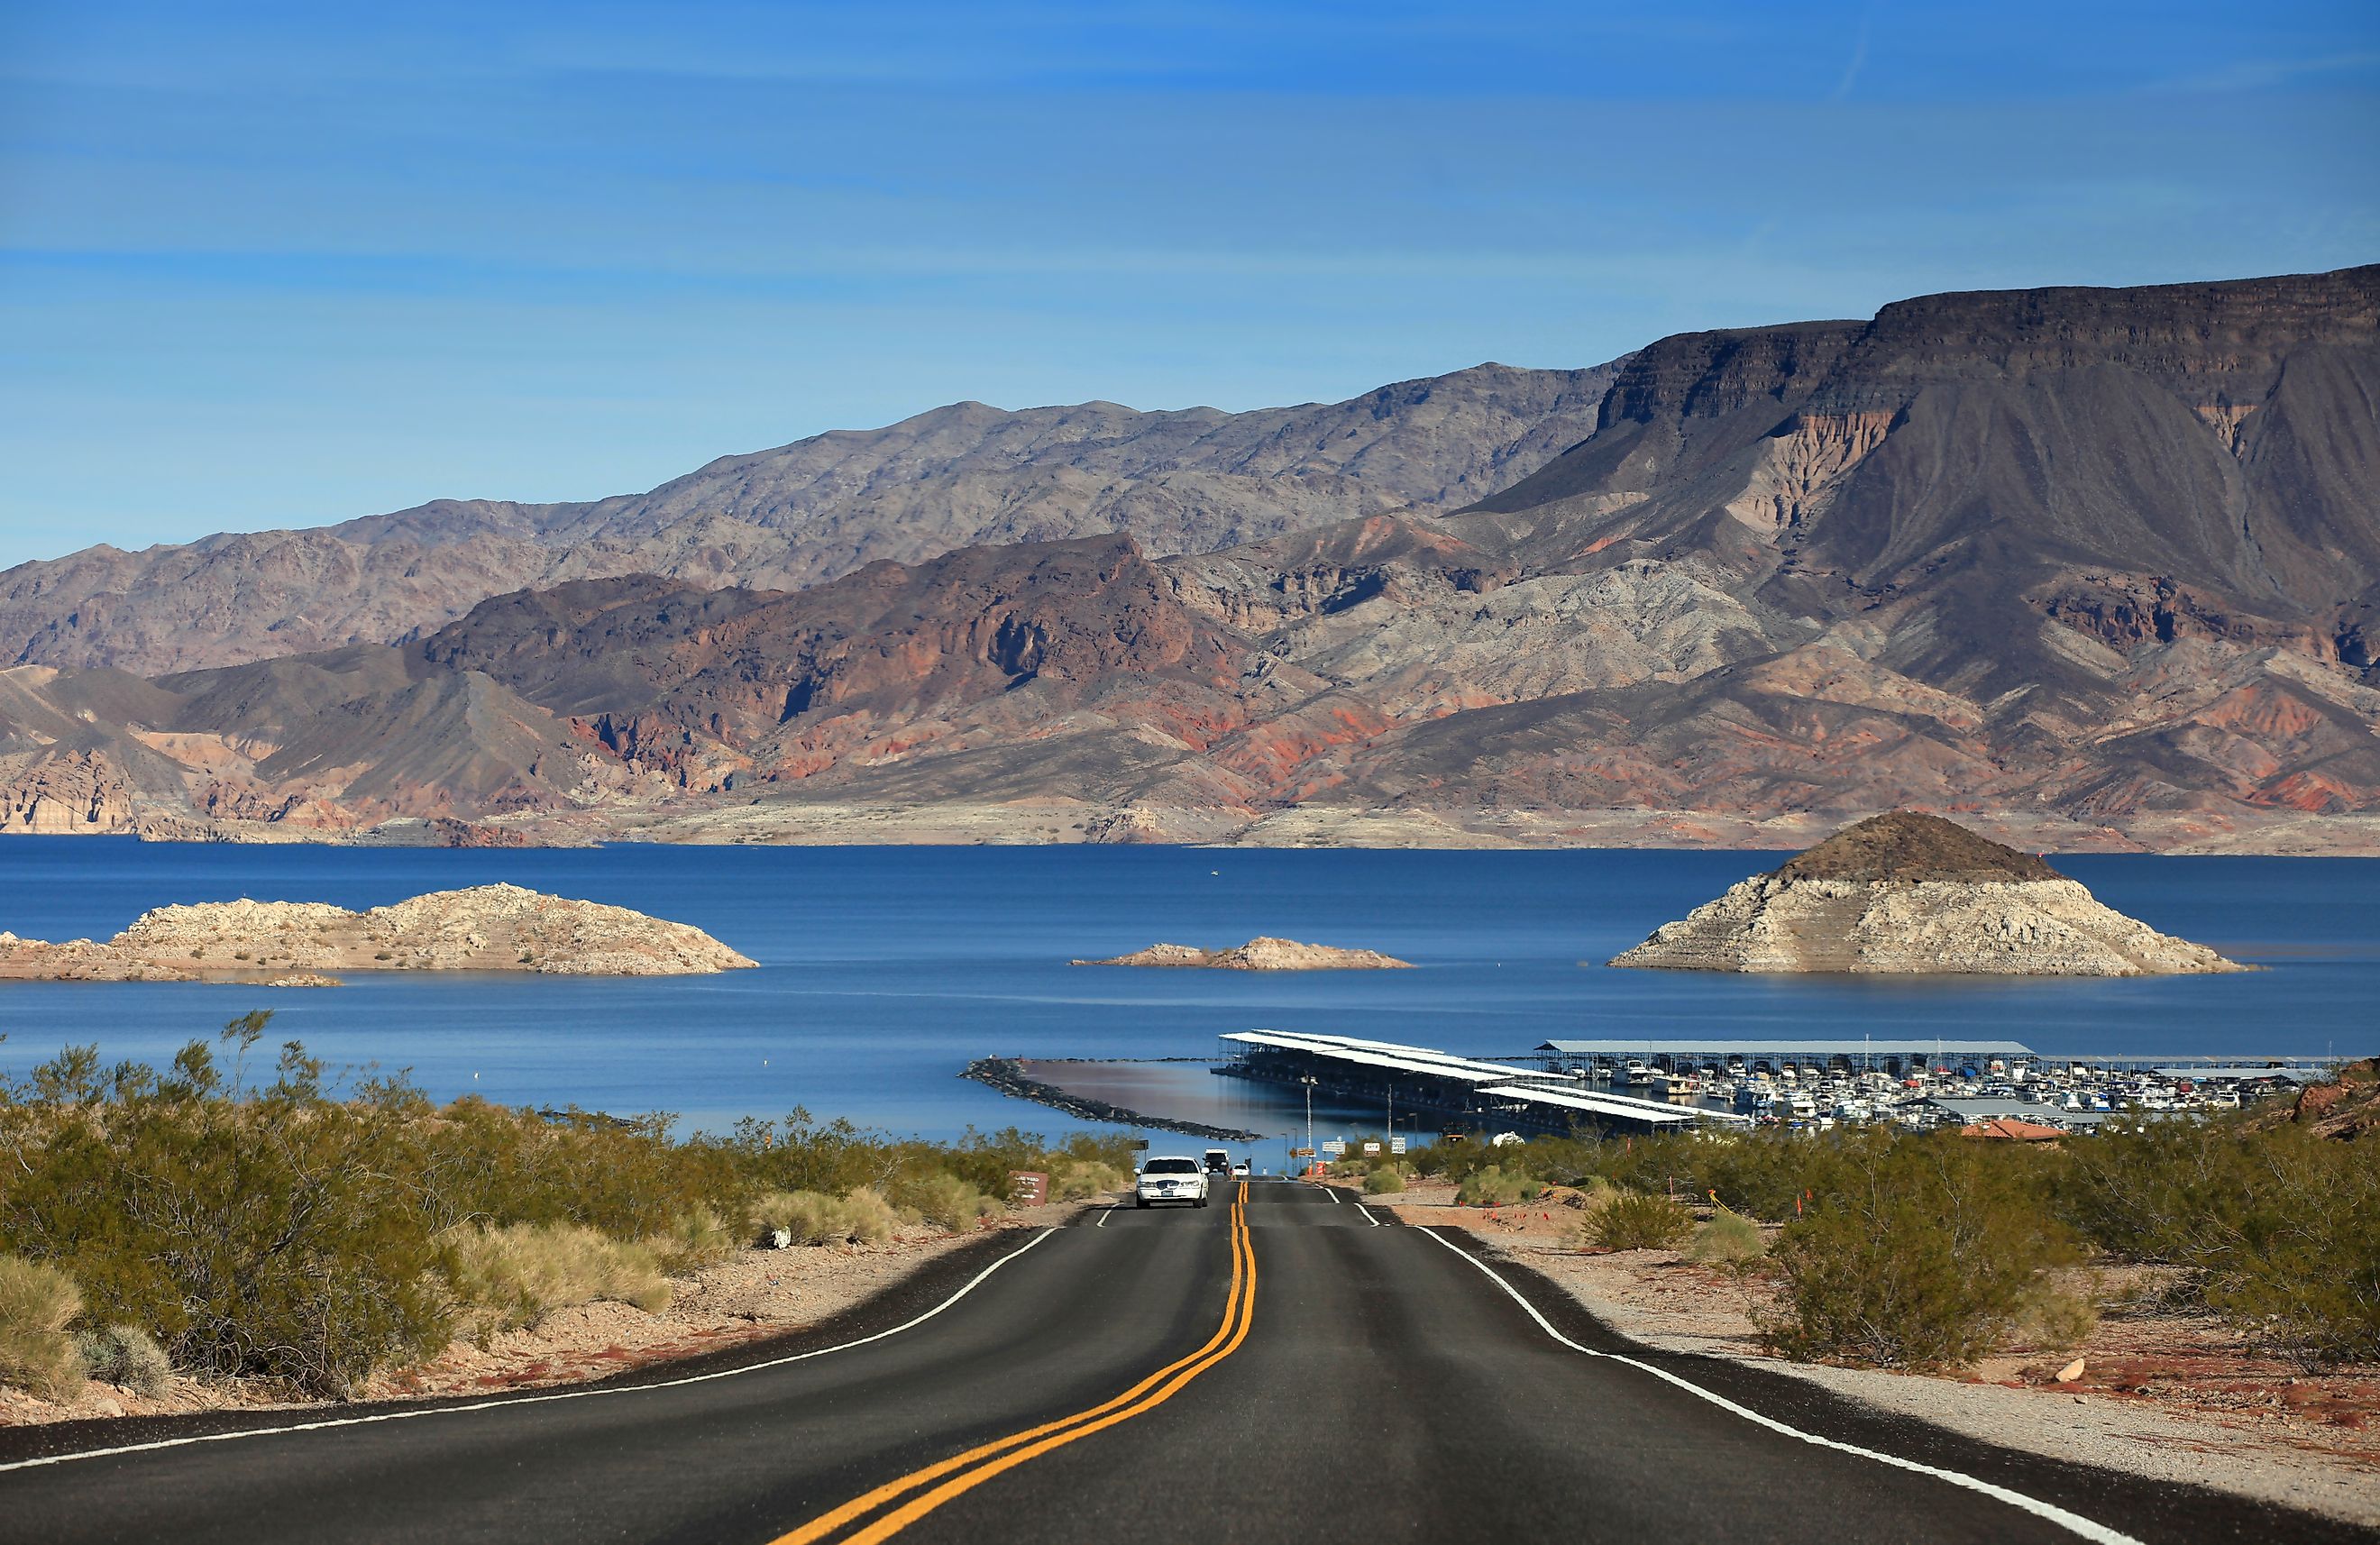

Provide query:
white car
left=1134, top=1156, right=1212, bottom=1208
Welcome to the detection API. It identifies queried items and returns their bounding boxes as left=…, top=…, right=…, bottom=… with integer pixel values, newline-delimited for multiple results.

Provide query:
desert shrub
left=0, top=1026, right=453, bottom=1395
left=443, top=1221, right=670, bottom=1339
left=898, top=1174, right=1005, bottom=1232
left=1686, top=1211, right=1767, bottom=1266
left=1364, top=1168, right=1405, bottom=1195
left=1588, top=1190, right=1692, bottom=1251
left=1570, top=1176, right=1620, bottom=1212
left=2063, top=1113, right=2380, bottom=1369
left=648, top=1207, right=737, bottom=1273
left=1455, top=1166, right=1533, bottom=1208
left=76, top=1324, right=173, bottom=1396
left=1048, top=1160, right=1130, bottom=1201
left=748, top=1188, right=898, bottom=1247
left=0, top=1255, right=85, bottom=1401
left=1756, top=1133, right=2080, bottom=1370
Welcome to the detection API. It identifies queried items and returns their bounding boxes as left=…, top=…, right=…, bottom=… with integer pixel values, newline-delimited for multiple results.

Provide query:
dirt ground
left=0, top=1202, right=1088, bottom=1428
left=1361, top=1177, right=2380, bottom=1527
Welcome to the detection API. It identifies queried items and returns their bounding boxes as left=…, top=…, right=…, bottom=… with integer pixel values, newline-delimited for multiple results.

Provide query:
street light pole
left=1299, top=1076, right=1316, bottom=1173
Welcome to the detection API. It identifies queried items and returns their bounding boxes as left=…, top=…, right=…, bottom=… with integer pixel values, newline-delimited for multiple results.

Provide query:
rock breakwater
left=0, top=883, right=755, bottom=982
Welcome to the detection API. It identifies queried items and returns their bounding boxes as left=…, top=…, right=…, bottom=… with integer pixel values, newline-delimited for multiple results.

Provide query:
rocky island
left=0, top=883, right=756, bottom=983
left=1073, top=937, right=1414, bottom=971
left=1609, top=812, right=2244, bottom=976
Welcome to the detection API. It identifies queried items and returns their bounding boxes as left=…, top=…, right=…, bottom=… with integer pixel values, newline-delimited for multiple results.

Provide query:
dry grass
left=443, top=1222, right=672, bottom=1339
left=0, top=1255, right=87, bottom=1401
left=77, top=1324, right=173, bottom=1396
left=747, top=1189, right=899, bottom=1247
left=1048, top=1160, right=1130, bottom=1201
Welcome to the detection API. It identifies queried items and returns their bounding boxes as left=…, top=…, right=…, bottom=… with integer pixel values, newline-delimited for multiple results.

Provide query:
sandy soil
left=0, top=1202, right=1089, bottom=1429
left=1364, top=1179, right=2380, bottom=1526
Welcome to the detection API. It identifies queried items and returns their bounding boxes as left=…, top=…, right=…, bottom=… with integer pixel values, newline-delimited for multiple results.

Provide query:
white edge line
left=1353, top=1204, right=1381, bottom=1227
left=1309, top=1182, right=1342, bottom=1204
left=0, top=1227, right=1064, bottom=1476
left=1095, top=1206, right=1112, bottom=1228
left=1413, top=1227, right=2137, bottom=1545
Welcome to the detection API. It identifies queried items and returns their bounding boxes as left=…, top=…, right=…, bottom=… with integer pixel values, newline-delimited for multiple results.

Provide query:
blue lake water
left=0, top=838, right=2370, bottom=1142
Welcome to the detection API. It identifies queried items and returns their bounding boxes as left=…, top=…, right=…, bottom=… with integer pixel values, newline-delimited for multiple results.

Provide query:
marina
left=1209, top=1028, right=2332, bottom=1140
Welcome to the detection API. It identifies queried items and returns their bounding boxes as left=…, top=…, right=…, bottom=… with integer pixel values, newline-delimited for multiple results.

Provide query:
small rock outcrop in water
left=1073, top=937, right=1414, bottom=971
left=0, top=883, right=755, bottom=982
left=1609, top=812, right=2244, bottom=976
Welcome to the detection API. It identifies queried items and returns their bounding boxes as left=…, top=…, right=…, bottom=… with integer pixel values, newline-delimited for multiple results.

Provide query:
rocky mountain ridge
left=0, top=362, right=1623, bottom=675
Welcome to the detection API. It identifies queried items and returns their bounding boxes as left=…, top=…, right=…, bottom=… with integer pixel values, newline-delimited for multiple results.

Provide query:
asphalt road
left=0, top=1182, right=2363, bottom=1544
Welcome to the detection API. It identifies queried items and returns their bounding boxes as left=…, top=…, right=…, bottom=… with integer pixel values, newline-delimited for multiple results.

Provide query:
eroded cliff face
left=0, top=750, right=136, bottom=835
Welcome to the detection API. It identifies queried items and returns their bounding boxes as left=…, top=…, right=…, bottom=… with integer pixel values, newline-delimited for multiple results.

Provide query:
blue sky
left=2, top=2, right=2375, bottom=566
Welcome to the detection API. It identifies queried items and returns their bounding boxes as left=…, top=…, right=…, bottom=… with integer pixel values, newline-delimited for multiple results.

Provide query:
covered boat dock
left=1215, top=1029, right=1750, bottom=1137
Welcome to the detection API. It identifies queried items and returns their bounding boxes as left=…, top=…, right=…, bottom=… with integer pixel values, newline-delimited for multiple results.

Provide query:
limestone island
left=1609, top=812, right=2245, bottom=977
left=0, top=882, right=757, bottom=983
left=1073, top=937, right=1414, bottom=971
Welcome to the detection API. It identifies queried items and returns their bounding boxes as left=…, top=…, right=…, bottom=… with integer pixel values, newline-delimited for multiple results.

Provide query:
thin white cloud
left=1830, top=3, right=1875, bottom=101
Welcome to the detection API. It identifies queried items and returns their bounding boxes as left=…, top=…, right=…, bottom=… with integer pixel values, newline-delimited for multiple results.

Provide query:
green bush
left=0, top=1255, right=85, bottom=1401
left=1587, top=1190, right=1692, bottom=1251
left=0, top=1028, right=453, bottom=1395
left=1756, top=1133, right=2081, bottom=1370
left=444, top=1221, right=671, bottom=1339
left=2063, top=1113, right=2380, bottom=1368
left=898, top=1173, right=1005, bottom=1232
left=1456, top=1166, right=1533, bottom=1208
left=1686, top=1211, right=1766, bottom=1266
left=1363, top=1168, right=1405, bottom=1195
left=76, top=1324, right=173, bottom=1396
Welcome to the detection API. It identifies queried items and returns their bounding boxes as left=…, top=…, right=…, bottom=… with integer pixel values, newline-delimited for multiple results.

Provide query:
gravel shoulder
left=0, top=1202, right=1092, bottom=1430
left=1364, top=1181, right=2380, bottom=1528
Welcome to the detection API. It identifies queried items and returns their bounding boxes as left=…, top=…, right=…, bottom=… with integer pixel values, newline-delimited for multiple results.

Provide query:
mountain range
left=5, top=265, right=2376, bottom=853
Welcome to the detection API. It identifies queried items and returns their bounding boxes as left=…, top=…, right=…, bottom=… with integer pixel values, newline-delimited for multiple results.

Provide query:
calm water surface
left=0, top=839, right=2369, bottom=1140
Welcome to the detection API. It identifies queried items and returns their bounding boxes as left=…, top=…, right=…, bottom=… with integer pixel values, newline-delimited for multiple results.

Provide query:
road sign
left=1290, top=1147, right=1315, bottom=1158
left=1361, top=1141, right=1381, bottom=1156
left=1322, top=1139, right=1347, bottom=1156
left=1390, top=1136, right=1406, bottom=1155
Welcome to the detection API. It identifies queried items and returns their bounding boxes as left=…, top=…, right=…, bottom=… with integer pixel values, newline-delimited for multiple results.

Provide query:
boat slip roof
left=1478, top=1084, right=1750, bottom=1127
left=1536, top=1039, right=2034, bottom=1057
left=1221, top=1029, right=1519, bottom=1083
left=1222, top=1030, right=1753, bottom=1126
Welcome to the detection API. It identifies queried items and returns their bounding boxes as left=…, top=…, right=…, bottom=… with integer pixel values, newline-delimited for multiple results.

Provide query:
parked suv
left=1135, top=1156, right=1211, bottom=1209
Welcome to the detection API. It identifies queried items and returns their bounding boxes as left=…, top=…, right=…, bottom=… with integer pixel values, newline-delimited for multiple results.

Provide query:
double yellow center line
left=772, top=1181, right=1256, bottom=1545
